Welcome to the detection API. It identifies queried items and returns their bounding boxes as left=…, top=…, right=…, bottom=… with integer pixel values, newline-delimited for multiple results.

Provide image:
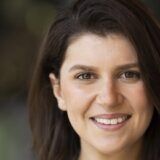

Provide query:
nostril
left=96, top=91, right=124, bottom=107
left=96, top=92, right=124, bottom=107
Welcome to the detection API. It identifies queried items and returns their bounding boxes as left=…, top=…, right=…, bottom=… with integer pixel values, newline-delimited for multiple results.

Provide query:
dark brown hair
left=28, top=0, right=160, bottom=160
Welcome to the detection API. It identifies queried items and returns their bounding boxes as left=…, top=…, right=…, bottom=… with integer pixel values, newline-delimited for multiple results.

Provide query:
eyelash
left=75, top=72, right=97, bottom=80
left=74, top=70, right=141, bottom=81
left=119, top=71, right=141, bottom=81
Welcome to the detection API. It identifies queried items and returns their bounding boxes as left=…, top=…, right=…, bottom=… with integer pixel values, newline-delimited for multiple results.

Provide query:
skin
left=49, top=33, right=154, bottom=160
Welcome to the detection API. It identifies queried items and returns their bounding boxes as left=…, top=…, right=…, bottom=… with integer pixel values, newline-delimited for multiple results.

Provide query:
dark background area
left=0, top=0, right=159, bottom=160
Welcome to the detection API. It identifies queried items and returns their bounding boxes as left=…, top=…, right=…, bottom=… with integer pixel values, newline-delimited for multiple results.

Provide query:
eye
left=120, top=71, right=141, bottom=81
left=75, top=72, right=97, bottom=80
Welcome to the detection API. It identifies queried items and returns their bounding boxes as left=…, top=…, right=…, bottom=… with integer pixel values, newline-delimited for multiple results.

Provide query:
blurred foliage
left=0, top=0, right=69, bottom=101
left=0, top=99, right=32, bottom=160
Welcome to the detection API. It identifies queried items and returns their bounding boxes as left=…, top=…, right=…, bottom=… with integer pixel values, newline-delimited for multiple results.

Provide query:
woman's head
left=49, top=33, right=154, bottom=159
left=28, top=0, right=160, bottom=160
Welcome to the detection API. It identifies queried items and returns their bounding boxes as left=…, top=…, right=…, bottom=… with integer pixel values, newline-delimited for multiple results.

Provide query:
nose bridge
left=96, top=78, right=123, bottom=107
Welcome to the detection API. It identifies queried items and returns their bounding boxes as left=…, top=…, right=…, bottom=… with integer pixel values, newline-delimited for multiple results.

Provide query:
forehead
left=64, top=33, right=137, bottom=63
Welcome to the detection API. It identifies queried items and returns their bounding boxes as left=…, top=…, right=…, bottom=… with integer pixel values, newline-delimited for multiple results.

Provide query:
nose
left=96, top=80, right=124, bottom=108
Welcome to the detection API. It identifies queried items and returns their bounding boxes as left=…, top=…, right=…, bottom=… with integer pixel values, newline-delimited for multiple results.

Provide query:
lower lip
left=91, top=117, right=131, bottom=131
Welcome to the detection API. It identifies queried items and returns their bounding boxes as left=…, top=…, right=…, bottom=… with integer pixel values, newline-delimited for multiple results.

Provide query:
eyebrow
left=69, top=62, right=139, bottom=72
left=69, top=64, right=97, bottom=72
left=116, top=62, right=139, bottom=71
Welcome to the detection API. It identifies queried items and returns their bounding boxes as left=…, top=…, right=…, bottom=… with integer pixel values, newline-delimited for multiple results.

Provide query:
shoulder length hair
left=28, top=0, right=160, bottom=160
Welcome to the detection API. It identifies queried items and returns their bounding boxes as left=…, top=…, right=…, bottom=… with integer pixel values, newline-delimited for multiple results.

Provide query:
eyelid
left=74, top=71, right=98, bottom=80
left=118, top=70, right=141, bottom=80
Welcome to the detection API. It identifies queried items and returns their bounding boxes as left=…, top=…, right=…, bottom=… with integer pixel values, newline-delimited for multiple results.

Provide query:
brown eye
left=120, top=71, right=141, bottom=81
left=76, top=72, right=96, bottom=80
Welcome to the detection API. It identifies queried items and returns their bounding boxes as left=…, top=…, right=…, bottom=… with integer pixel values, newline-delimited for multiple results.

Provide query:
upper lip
left=90, top=113, right=132, bottom=119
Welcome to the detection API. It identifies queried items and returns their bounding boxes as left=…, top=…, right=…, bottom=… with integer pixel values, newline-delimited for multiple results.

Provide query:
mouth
left=90, top=114, right=132, bottom=131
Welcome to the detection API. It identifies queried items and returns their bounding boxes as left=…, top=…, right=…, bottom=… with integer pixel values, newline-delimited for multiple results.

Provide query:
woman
left=28, top=0, right=160, bottom=160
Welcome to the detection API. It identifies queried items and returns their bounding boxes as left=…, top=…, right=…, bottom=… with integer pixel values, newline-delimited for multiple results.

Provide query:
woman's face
left=50, top=33, right=153, bottom=159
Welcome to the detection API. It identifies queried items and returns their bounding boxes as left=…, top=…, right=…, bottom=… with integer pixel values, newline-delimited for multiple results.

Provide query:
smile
left=93, top=116, right=129, bottom=125
left=90, top=114, right=132, bottom=131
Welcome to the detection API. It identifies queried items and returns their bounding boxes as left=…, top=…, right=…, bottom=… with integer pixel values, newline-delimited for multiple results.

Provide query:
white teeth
left=118, top=117, right=123, bottom=123
left=111, top=119, right=117, bottom=124
left=94, top=116, right=128, bottom=125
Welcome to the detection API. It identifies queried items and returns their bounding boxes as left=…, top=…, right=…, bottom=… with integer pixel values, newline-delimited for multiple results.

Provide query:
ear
left=49, top=73, right=67, bottom=111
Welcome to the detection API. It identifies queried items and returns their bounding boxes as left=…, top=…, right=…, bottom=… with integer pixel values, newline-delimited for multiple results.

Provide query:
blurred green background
left=0, top=0, right=159, bottom=160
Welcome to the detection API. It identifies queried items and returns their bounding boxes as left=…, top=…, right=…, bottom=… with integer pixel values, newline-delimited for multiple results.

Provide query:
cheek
left=61, top=82, right=94, bottom=112
left=135, top=86, right=152, bottom=111
left=60, top=83, right=95, bottom=134
left=124, top=82, right=152, bottom=110
left=126, top=83, right=153, bottom=126
left=122, top=83, right=154, bottom=143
